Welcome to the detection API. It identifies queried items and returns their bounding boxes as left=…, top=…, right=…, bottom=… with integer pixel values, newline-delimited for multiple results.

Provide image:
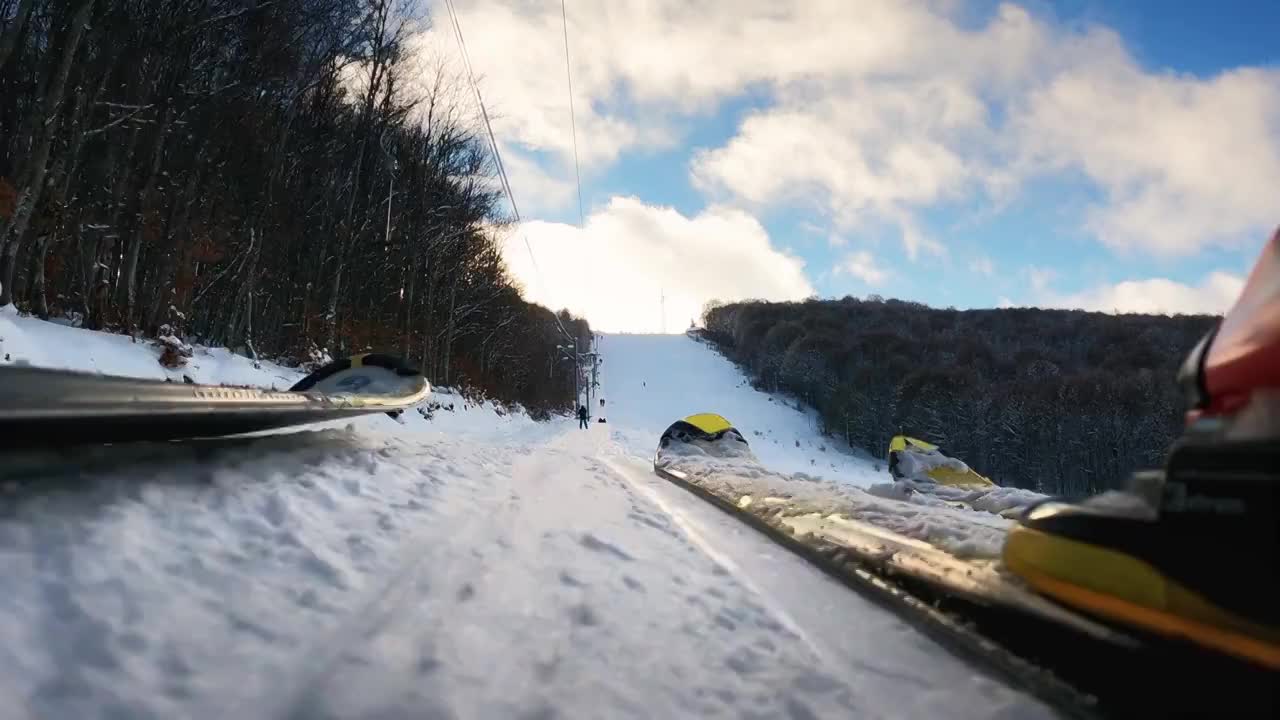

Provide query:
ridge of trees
left=701, top=296, right=1218, bottom=495
left=0, top=0, right=589, bottom=417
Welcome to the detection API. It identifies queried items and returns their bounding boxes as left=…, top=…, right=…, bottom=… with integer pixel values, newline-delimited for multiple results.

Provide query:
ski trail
left=590, top=433, right=1058, bottom=719
left=597, top=451, right=833, bottom=665
left=290, top=431, right=877, bottom=718
left=263, top=448, right=467, bottom=720
left=0, top=418, right=1055, bottom=719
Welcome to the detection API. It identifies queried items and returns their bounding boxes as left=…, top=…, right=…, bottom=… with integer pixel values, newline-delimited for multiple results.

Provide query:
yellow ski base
left=682, top=413, right=735, bottom=435
left=889, top=435, right=994, bottom=487
left=1004, top=525, right=1280, bottom=671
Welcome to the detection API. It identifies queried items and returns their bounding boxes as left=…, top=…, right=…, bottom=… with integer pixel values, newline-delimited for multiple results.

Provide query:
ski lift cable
left=441, top=0, right=518, bottom=221
left=560, top=0, right=585, bottom=228
left=441, top=0, right=576, bottom=342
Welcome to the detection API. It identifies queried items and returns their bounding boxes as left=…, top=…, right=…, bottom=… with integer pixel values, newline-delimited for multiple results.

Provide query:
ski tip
left=679, top=413, right=737, bottom=435
left=657, top=413, right=750, bottom=452
left=289, top=354, right=427, bottom=398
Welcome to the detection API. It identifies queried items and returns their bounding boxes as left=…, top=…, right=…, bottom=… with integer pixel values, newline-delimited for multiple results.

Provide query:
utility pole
left=590, top=335, right=599, bottom=408
left=558, top=337, right=580, bottom=411
left=561, top=333, right=602, bottom=415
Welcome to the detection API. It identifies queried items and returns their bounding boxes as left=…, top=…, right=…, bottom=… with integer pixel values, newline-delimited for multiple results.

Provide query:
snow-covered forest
left=701, top=297, right=1218, bottom=495
left=0, top=0, right=589, bottom=414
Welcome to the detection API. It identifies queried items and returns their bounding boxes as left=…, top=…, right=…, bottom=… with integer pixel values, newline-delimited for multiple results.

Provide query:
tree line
left=0, top=0, right=589, bottom=416
left=701, top=296, right=1217, bottom=496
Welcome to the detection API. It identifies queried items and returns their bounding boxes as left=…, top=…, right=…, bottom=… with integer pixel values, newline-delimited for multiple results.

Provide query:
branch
left=85, top=104, right=154, bottom=136
left=180, top=2, right=276, bottom=36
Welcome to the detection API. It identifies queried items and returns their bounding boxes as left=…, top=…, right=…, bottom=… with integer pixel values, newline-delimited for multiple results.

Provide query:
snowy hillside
left=598, top=333, right=885, bottom=486
left=0, top=313, right=1057, bottom=719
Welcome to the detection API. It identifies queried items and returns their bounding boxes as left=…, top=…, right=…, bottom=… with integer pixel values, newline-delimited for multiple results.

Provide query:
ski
left=0, top=353, right=429, bottom=447
left=653, top=413, right=1278, bottom=718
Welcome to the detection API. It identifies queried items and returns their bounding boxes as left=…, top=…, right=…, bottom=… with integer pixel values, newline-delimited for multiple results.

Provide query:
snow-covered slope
left=598, top=333, right=884, bottom=486
left=0, top=313, right=1058, bottom=719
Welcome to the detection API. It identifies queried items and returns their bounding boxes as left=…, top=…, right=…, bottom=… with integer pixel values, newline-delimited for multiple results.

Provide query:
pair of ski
left=652, top=434, right=1275, bottom=718
left=0, top=354, right=429, bottom=447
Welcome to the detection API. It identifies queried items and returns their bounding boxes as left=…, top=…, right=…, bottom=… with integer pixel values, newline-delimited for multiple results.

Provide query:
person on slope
left=577, top=404, right=589, bottom=429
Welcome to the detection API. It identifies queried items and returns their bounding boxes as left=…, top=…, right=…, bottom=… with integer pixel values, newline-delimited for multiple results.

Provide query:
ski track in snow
left=0, top=314, right=1058, bottom=719
left=0, top=426, right=1053, bottom=720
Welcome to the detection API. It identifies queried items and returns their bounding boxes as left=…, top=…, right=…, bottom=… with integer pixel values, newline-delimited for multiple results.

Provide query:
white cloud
left=422, top=1, right=1280, bottom=260
left=1014, top=56, right=1280, bottom=257
left=1042, top=272, right=1244, bottom=316
left=970, top=256, right=995, bottom=276
left=500, top=197, right=813, bottom=333
left=1027, top=266, right=1056, bottom=293
left=496, top=144, right=578, bottom=215
left=836, top=251, right=889, bottom=286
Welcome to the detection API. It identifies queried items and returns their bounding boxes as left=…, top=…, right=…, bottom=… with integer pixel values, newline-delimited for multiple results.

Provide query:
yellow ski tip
left=1004, top=524, right=1280, bottom=670
left=890, top=435, right=938, bottom=453
left=683, top=413, right=735, bottom=435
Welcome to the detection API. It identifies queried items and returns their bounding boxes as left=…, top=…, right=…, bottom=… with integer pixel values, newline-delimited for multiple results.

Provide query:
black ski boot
left=1004, top=228, right=1280, bottom=671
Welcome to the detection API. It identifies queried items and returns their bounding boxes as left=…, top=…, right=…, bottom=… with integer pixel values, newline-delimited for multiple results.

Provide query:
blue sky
left=431, top=0, right=1278, bottom=332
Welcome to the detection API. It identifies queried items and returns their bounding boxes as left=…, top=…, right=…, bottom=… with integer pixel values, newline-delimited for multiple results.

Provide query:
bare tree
left=0, top=0, right=588, bottom=415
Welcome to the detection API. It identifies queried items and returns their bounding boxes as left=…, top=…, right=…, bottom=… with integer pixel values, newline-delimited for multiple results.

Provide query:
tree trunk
left=122, top=105, right=172, bottom=331
left=442, top=279, right=457, bottom=386
left=400, top=245, right=416, bottom=358
left=0, top=0, right=97, bottom=307
left=27, top=233, right=49, bottom=319
left=145, top=157, right=203, bottom=332
left=324, top=260, right=342, bottom=351
left=0, top=0, right=36, bottom=73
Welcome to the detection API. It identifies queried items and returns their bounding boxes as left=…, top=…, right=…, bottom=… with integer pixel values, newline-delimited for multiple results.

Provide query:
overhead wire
left=440, top=0, right=576, bottom=342
left=560, top=0, right=585, bottom=227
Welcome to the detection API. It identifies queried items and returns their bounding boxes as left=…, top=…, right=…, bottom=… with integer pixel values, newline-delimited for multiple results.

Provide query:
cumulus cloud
left=1043, top=272, right=1245, bottom=315
left=836, top=251, right=889, bottom=287
left=500, top=197, right=813, bottom=333
left=1014, top=57, right=1280, bottom=257
left=422, top=1, right=1280, bottom=267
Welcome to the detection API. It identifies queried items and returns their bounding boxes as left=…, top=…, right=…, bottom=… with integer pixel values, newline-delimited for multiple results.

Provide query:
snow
left=866, top=480, right=1049, bottom=518
left=0, top=313, right=1060, bottom=719
left=0, top=306, right=303, bottom=389
left=653, top=446, right=1013, bottom=559
left=598, top=333, right=885, bottom=487
left=599, top=333, right=1047, bottom=554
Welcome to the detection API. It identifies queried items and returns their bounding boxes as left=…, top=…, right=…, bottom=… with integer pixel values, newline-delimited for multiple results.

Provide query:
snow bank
left=0, top=306, right=303, bottom=388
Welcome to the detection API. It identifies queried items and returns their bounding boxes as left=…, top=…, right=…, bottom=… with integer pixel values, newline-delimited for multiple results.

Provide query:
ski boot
left=1003, top=228, right=1280, bottom=671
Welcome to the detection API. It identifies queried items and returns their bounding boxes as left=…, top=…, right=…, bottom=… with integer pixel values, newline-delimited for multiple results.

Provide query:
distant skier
left=577, top=404, right=589, bottom=429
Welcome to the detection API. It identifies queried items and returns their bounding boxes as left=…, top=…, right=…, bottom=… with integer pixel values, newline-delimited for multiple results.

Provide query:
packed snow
left=0, top=310, right=1061, bottom=719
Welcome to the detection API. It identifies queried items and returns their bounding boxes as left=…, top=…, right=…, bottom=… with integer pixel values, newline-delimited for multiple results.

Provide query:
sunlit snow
left=0, top=311, right=1056, bottom=719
